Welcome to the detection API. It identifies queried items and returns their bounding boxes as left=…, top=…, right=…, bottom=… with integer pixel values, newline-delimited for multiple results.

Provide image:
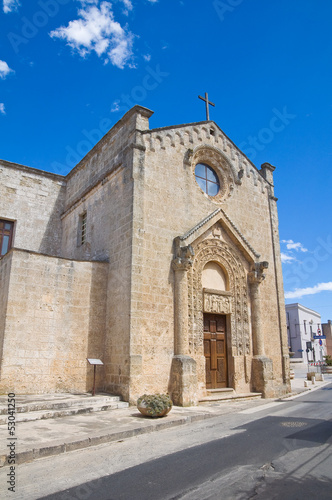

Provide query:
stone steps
left=0, top=393, right=129, bottom=424
left=199, top=388, right=262, bottom=403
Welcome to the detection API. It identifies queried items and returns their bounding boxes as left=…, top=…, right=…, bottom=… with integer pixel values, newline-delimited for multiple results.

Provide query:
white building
left=286, top=303, right=326, bottom=362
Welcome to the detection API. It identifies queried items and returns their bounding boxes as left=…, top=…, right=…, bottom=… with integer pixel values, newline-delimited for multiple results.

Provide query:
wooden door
left=204, top=314, right=227, bottom=389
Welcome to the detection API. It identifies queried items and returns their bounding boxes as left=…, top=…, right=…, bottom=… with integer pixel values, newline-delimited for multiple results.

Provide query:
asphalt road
left=40, top=385, right=332, bottom=500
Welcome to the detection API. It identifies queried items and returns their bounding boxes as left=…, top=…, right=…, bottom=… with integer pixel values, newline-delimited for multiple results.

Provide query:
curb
left=2, top=379, right=331, bottom=468
left=0, top=411, right=217, bottom=468
left=280, top=379, right=332, bottom=401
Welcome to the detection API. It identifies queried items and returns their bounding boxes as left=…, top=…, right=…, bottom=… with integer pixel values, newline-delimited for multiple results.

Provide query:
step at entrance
left=199, top=388, right=262, bottom=403
left=0, top=393, right=129, bottom=424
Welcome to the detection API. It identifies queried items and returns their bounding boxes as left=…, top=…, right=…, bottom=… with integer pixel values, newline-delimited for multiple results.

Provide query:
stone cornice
left=1, top=247, right=109, bottom=264
left=0, top=159, right=66, bottom=183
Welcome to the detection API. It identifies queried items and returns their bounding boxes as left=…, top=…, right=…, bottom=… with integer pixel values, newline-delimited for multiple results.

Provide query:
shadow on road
left=40, top=414, right=332, bottom=500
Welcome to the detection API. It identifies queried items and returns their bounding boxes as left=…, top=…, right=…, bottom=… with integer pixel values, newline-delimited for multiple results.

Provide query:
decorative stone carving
left=203, top=292, right=232, bottom=314
left=248, top=261, right=269, bottom=284
left=143, top=126, right=267, bottom=193
left=188, top=237, right=251, bottom=357
left=191, top=145, right=238, bottom=203
left=172, top=243, right=194, bottom=271
left=212, top=226, right=222, bottom=239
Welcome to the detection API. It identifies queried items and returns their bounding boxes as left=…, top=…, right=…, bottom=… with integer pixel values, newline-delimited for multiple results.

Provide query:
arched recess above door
left=202, top=261, right=228, bottom=291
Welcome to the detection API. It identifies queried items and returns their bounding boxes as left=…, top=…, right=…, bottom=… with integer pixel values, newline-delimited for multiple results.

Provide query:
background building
left=322, top=320, right=332, bottom=358
left=286, top=303, right=326, bottom=362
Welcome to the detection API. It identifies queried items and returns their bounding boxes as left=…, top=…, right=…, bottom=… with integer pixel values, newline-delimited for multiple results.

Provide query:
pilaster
left=170, top=241, right=198, bottom=405
left=249, top=261, right=275, bottom=397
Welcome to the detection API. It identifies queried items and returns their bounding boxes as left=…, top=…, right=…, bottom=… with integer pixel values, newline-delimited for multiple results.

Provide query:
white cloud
left=50, top=2, right=134, bottom=69
left=3, top=0, right=20, bottom=13
left=282, top=239, right=308, bottom=253
left=285, top=281, right=332, bottom=299
left=120, top=0, right=133, bottom=14
left=0, top=60, right=14, bottom=79
left=281, top=253, right=295, bottom=264
left=143, top=53, right=151, bottom=61
left=111, top=100, right=120, bottom=112
left=0, top=103, right=5, bottom=115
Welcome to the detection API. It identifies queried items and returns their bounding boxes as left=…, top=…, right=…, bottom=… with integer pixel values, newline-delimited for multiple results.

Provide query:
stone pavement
left=1, top=365, right=331, bottom=468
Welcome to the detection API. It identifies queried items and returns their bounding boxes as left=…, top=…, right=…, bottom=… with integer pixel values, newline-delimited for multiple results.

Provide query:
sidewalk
left=1, top=369, right=331, bottom=468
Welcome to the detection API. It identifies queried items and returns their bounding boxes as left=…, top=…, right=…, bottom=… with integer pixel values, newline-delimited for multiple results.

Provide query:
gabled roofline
left=143, top=119, right=260, bottom=175
left=178, top=208, right=260, bottom=263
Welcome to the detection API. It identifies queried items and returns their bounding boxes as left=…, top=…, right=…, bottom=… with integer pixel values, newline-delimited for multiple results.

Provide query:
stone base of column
left=169, top=355, right=198, bottom=406
left=252, top=356, right=274, bottom=398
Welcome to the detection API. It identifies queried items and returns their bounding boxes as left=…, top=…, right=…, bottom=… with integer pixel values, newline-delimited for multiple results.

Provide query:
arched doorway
left=202, top=262, right=229, bottom=388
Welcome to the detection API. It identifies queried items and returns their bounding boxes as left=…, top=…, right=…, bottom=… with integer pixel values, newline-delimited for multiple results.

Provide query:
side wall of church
left=0, top=249, right=108, bottom=394
left=0, top=161, right=66, bottom=256
left=0, top=252, right=12, bottom=367
left=59, top=108, right=152, bottom=400
left=61, top=166, right=134, bottom=399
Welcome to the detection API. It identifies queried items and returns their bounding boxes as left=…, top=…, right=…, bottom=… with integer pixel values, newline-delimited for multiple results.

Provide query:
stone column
left=249, top=262, right=274, bottom=397
left=172, top=256, right=192, bottom=356
left=169, top=242, right=198, bottom=406
left=248, top=262, right=268, bottom=356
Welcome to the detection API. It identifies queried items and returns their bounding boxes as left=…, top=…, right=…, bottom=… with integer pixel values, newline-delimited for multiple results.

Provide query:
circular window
left=195, top=163, right=220, bottom=197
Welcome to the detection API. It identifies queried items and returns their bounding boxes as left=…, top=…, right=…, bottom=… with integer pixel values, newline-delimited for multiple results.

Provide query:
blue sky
left=0, top=0, right=331, bottom=321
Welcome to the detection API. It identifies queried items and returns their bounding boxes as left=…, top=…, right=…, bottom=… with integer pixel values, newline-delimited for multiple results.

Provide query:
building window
left=0, top=220, right=14, bottom=257
left=195, top=163, right=220, bottom=197
left=80, top=212, right=87, bottom=246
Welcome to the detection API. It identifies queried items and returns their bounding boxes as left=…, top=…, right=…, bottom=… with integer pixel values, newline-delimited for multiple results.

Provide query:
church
left=0, top=105, right=291, bottom=405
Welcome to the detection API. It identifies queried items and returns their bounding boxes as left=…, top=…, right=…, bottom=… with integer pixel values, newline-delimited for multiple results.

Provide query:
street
left=4, top=383, right=331, bottom=500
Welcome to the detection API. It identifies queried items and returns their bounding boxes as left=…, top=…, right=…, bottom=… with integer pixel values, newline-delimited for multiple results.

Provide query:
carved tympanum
left=204, top=292, right=232, bottom=314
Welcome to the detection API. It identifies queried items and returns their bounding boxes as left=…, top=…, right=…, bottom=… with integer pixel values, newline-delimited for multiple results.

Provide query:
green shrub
left=324, top=355, right=332, bottom=366
left=137, top=393, right=172, bottom=417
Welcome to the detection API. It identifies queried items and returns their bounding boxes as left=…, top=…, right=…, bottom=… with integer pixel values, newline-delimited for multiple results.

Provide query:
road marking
left=240, top=402, right=285, bottom=414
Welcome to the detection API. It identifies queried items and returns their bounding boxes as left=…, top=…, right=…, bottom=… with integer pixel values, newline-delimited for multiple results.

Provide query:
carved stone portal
left=188, top=238, right=250, bottom=359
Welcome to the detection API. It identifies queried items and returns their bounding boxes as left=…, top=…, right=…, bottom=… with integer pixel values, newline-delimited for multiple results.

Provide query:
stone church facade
left=0, top=105, right=290, bottom=404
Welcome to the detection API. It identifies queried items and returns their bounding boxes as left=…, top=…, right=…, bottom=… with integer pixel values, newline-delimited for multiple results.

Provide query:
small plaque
left=87, top=358, right=103, bottom=365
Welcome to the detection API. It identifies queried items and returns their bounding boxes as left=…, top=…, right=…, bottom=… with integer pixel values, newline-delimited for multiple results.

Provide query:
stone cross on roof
left=198, top=92, right=215, bottom=121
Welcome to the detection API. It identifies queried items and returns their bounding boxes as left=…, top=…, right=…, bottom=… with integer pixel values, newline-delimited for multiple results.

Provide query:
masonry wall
left=322, top=321, right=332, bottom=357
left=60, top=107, right=152, bottom=400
left=0, top=249, right=108, bottom=394
left=0, top=161, right=66, bottom=256
left=61, top=165, right=134, bottom=399
left=0, top=252, right=12, bottom=369
left=126, top=123, right=289, bottom=399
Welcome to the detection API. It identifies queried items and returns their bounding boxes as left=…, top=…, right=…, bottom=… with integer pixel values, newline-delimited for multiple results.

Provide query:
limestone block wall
left=323, top=321, right=332, bottom=357
left=60, top=108, right=154, bottom=400
left=61, top=167, right=134, bottom=398
left=0, top=252, right=12, bottom=366
left=127, top=122, right=288, bottom=398
left=0, top=249, right=108, bottom=394
left=0, top=161, right=66, bottom=256
left=64, top=106, right=152, bottom=210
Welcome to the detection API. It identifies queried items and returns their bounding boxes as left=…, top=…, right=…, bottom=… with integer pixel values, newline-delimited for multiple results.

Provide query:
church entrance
left=204, top=313, right=228, bottom=389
